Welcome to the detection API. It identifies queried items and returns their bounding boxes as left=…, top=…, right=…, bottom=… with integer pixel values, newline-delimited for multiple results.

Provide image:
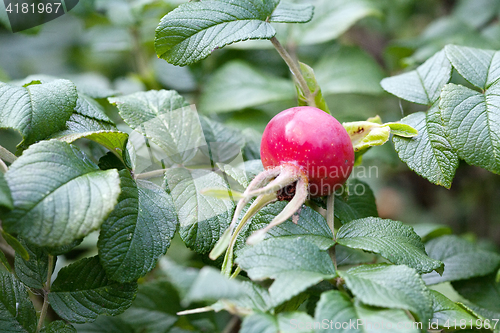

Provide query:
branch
left=36, top=255, right=54, bottom=333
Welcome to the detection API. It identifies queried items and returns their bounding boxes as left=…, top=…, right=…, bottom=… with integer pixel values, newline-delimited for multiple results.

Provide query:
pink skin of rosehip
left=260, top=106, right=354, bottom=197
left=211, top=106, right=355, bottom=275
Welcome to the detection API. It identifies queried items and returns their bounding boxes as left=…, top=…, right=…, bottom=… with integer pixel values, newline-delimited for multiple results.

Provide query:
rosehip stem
left=270, top=36, right=316, bottom=108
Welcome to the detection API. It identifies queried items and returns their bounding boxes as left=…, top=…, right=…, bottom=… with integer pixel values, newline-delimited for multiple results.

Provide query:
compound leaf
left=2, top=140, right=121, bottom=247
left=49, top=256, right=137, bottom=323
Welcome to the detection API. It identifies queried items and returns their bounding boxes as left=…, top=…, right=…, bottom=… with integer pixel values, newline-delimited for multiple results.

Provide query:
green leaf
left=411, top=223, right=452, bottom=242
left=49, top=256, right=137, bottom=323
left=120, top=280, right=179, bottom=333
left=61, top=114, right=116, bottom=134
left=165, top=167, right=234, bottom=253
left=240, top=311, right=314, bottom=333
left=156, top=258, right=199, bottom=299
left=110, top=90, right=204, bottom=164
left=185, top=267, right=244, bottom=304
left=218, top=160, right=264, bottom=188
left=387, top=123, right=419, bottom=137
left=440, top=82, right=500, bottom=174
left=337, top=217, right=444, bottom=274
left=2, top=140, right=121, bottom=247
left=53, top=131, right=129, bottom=164
left=40, top=321, right=77, bottom=333
left=269, top=2, right=313, bottom=23
left=236, top=201, right=334, bottom=250
left=236, top=237, right=336, bottom=307
left=294, top=0, right=381, bottom=45
left=155, top=0, right=312, bottom=66
left=315, top=46, right=385, bottom=95
left=453, top=273, right=500, bottom=314
left=1, top=231, right=29, bottom=261
left=0, top=173, right=13, bottom=213
left=339, top=264, right=433, bottom=323
left=344, top=121, right=391, bottom=152
left=296, top=62, right=330, bottom=113
left=381, top=49, right=452, bottom=105
left=14, top=238, right=52, bottom=289
left=0, top=250, right=10, bottom=272
left=393, top=106, right=459, bottom=188
left=237, top=201, right=334, bottom=251
left=57, top=92, right=116, bottom=135
left=74, top=316, right=134, bottom=333
left=0, top=270, right=37, bottom=333
left=98, top=170, right=178, bottom=283
left=336, top=245, right=377, bottom=266
left=422, top=235, right=500, bottom=285
left=429, top=290, right=478, bottom=329
left=314, top=290, right=420, bottom=333
left=0, top=79, right=78, bottom=148
left=334, top=179, right=378, bottom=224
left=445, top=45, right=500, bottom=90
left=199, top=61, right=295, bottom=114
left=200, top=116, right=246, bottom=164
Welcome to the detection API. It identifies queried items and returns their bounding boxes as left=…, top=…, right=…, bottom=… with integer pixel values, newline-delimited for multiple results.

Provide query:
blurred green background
left=1, top=0, right=500, bottom=250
